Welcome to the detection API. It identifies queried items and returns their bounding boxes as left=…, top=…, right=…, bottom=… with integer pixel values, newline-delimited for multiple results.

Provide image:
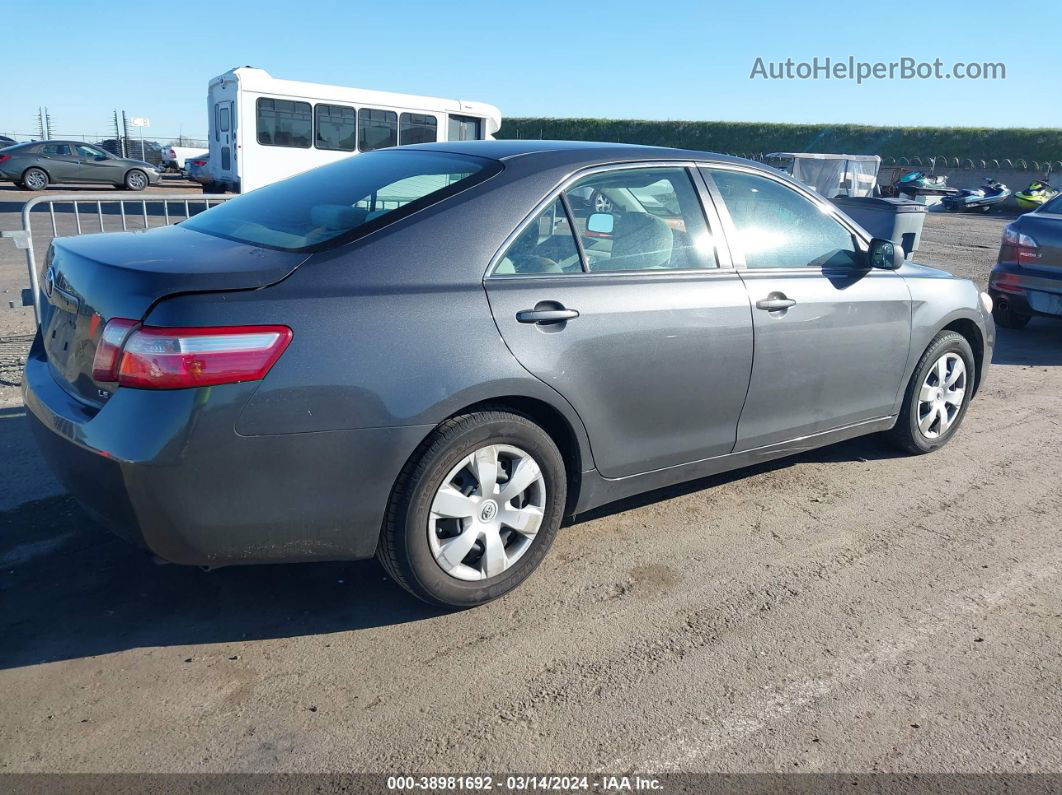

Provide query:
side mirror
left=586, top=212, right=614, bottom=235
left=868, top=237, right=905, bottom=269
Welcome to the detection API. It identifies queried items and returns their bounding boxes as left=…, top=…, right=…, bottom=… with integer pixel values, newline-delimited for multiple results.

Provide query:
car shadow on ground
left=992, top=318, right=1062, bottom=366
left=0, top=493, right=445, bottom=670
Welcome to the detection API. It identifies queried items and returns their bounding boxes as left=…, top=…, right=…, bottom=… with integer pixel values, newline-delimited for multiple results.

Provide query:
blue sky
left=2, top=0, right=1056, bottom=141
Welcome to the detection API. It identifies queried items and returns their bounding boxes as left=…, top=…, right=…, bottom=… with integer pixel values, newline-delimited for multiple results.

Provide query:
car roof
left=411, top=139, right=754, bottom=168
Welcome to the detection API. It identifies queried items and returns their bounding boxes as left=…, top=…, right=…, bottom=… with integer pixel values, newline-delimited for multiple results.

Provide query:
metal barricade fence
left=2, top=193, right=233, bottom=325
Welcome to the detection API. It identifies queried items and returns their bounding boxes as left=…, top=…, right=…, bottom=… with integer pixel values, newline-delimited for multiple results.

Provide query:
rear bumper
left=989, top=262, right=1062, bottom=318
left=22, top=340, right=430, bottom=566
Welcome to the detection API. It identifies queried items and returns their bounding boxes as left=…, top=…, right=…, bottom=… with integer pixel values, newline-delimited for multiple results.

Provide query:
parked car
left=183, top=153, right=210, bottom=185
left=989, top=193, right=1062, bottom=328
left=23, top=141, right=994, bottom=607
left=0, top=140, right=161, bottom=191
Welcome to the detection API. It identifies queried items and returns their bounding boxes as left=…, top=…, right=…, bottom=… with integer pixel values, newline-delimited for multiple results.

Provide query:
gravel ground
left=0, top=189, right=1060, bottom=775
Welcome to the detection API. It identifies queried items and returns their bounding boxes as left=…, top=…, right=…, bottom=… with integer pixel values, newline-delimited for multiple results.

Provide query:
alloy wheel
left=427, top=444, right=546, bottom=581
left=917, top=353, right=966, bottom=439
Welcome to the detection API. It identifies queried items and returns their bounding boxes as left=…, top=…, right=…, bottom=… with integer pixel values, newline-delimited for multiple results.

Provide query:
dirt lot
left=0, top=188, right=1060, bottom=775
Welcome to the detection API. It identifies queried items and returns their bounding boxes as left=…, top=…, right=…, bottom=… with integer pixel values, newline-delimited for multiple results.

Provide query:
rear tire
left=22, top=168, right=48, bottom=191
left=378, top=409, right=567, bottom=608
left=992, top=302, right=1031, bottom=329
left=888, top=331, right=975, bottom=454
left=124, top=169, right=148, bottom=191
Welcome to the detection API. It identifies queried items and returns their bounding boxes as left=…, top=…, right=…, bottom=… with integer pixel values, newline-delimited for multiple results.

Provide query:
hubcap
left=130, top=173, right=145, bottom=188
left=428, top=444, right=546, bottom=582
left=917, top=353, right=967, bottom=439
left=27, top=172, right=44, bottom=189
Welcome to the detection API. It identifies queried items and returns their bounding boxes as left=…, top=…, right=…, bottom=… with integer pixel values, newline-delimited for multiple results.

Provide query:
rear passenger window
left=707, top=168, right=860, bottom=269
left=494, top=199, right=582, bottom=276
left=564, top=167, right=716, bottom=271
left=257, top=98, right=312, bottom=148
left=359, top=108, right=398, bottom=151
left=400, top=113, right=438, bottom=145
left=41, top=143, right=72, bottom=156
left=315, top=104, right=357, bottom=151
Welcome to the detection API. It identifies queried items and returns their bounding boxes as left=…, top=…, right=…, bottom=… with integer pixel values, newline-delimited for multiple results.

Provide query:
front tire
left=888, top=331, right=975, bottom=454
left=124, top=169, right=148, bottom=191
left=992, top=302, right=1031, bottom=329
left=378, top=409, right=567, bottom=608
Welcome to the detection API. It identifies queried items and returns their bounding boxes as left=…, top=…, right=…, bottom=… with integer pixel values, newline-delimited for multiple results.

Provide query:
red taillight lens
left=1000, top=223, right=1040, bottom=265
left=0, top=154, right=11, bottom=164
left=192, top=160, right=207, bottom=167
left=91, top=318, right=139, bottom=381
left=92, top=323, right=292, bottom=389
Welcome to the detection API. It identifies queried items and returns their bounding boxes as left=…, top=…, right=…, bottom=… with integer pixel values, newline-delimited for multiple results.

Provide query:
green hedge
left=496, top=118, right=1062, bottom=163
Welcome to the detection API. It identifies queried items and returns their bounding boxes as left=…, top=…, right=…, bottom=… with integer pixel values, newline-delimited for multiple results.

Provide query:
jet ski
left=895, top=171, right=959, bottom=199
left=1015, top=180, right=1058, bottom=212
left=941, top=178, right=1012, bottom=213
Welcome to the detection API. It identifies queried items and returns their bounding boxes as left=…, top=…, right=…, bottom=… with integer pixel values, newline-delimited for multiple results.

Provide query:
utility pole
left=112, top=110, right=121, bottom=155
left=121, top=111, right=130, bottom=158
left=36, top=107, right=53, bottom=140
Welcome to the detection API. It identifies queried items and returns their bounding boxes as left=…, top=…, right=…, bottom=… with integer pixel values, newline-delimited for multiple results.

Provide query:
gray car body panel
left=22, top=141, right=993, bottom=566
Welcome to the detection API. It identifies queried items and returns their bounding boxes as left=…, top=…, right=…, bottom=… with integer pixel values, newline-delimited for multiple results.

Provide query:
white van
left=205, top=67, right=502, bottom=193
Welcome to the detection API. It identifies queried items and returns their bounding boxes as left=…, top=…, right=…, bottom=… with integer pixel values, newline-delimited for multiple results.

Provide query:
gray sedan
left=0, top=140, right=161, bottom=190
left=23, top=141, right=994, bottom=607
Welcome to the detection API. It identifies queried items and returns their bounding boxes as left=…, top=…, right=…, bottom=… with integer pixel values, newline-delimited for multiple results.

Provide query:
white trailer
left=205, top=67, right=502, bottom=193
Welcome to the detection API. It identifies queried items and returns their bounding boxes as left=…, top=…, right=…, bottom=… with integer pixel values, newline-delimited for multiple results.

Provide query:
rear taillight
left=0, top=154, right=11, bottom=163
left=93, top=321, right=292, bottom=389
left=91, top=318, right=138, bottom=381
left=192, top=160, right=206, bottom=167
left=1000, top=223, right=1040, bottom=265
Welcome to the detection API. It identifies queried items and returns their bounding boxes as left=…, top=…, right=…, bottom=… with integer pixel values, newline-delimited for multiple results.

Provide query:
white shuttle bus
left=205, top=67, right=502, bottom=193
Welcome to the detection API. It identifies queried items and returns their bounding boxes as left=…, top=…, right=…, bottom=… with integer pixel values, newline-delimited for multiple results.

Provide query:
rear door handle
left=516, top=308, right=580, bottom=324
left=755, top=297, right=797, bottom=311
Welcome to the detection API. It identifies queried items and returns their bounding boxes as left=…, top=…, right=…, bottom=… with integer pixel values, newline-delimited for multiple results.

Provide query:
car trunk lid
left=40, top=224, right=306, bottom=408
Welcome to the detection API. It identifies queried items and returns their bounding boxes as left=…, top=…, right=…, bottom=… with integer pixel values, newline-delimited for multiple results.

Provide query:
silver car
left=0, top=140, right=161, bottom=191
left=23, top=141, right=994, bottom=607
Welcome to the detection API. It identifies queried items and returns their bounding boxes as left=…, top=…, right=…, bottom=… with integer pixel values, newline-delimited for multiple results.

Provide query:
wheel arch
left=22, top=165, right=50, bottom=183
left=449, top=396, right=585, bottom=517
left=941, top=317, right=985, bottom=395
left=123, top=166, right=148, bottom=186
left=399, top=394, right=589, bottom=520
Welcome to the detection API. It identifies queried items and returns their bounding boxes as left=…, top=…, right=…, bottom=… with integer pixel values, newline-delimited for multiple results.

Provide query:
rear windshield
left=183, top=150, right=498, bottom=251
left=1040, top=193, right=1062, bottom=214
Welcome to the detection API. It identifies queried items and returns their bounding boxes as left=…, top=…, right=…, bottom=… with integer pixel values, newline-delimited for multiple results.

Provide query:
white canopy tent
left=765, top=152, right=882, bottom=198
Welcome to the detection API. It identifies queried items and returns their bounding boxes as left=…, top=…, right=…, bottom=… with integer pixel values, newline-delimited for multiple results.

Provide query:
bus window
left=448, top=115, right=482, bottom=141
left=359, top=109, right=398, bottom=151
left=316, top=104, right=357, bottom=151
left=399, top=113, right=438, bottom=145
left=257, top=98, right=312, bottom=148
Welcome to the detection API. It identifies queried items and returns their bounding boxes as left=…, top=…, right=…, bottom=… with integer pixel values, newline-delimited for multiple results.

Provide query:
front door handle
left=516, top=307, right=580, bottom=324
left=755, top=296, right=797, bottom=312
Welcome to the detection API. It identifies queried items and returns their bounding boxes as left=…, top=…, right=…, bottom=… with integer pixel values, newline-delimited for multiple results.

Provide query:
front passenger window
left=707, top=168, right=860, bottom=269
